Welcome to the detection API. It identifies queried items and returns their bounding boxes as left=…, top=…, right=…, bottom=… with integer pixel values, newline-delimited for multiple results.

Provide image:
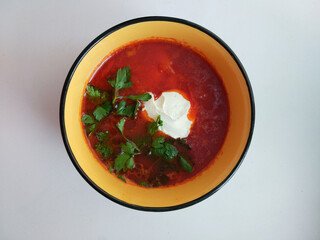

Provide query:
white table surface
left=1, top=1, right=320, bottom=239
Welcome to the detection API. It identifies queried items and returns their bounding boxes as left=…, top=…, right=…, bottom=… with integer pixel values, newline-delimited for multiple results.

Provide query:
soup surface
left=81, top=39, right=229, bottom=187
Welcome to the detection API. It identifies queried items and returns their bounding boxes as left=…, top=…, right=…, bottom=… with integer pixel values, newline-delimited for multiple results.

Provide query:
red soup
left=81, top=39, right=229, bottom=187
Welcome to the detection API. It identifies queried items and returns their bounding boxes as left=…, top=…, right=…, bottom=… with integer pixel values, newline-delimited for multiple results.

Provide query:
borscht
left=81, top=39, right=229, bottom=187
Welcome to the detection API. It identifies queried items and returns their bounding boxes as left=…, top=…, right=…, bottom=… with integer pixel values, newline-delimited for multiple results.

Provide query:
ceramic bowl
left=60, top=16, right=255, bottom=211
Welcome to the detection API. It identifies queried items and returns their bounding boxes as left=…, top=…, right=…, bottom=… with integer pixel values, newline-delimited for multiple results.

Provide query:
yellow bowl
left=60, top=17, right=255, bottom=211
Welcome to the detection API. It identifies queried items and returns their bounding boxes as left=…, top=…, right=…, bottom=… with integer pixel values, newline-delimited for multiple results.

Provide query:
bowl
left=60, top=16, right=255, bottom=211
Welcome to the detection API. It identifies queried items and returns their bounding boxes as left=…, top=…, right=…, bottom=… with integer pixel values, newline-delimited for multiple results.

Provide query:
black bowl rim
left=59, top=16, right=255, bottom=212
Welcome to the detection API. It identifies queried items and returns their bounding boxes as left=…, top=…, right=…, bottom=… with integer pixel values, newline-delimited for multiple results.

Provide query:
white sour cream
left=143, top=92, right=193, bottom=139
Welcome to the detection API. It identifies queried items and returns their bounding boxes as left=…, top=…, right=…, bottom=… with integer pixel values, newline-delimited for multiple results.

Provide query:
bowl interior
left=62, top=19, right=253, bottom=209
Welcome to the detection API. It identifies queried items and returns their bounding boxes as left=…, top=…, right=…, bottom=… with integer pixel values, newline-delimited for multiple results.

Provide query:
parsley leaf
left=164, top=143, right=178, bottom=159
left=116, top=118, right=141, bottom=153
left=114, top=142, right=139, bottom=172
left=121, top=142, right=135, bottom=155
left=152, top=137, right=178, bottom=160
left=139, top=181, right=151, bottom=187
left=95, top=143, right=111, bottom=158
left=116, top=100, right=134, bottom=117
left=117, top=118, right=126, bottom=133
left=126, top=157, right=134, bottom=169
left=86, top=85, right=109, bottom=103
left=108, top=67, right=132, bottom=104
left=108, top=80, right=115, bottom=88
left=126, top=93, right=152, bottom=101
left=179, top=156, right=193, bottom=173
left=133, top=101, right=140, bottom=119
left=177, top=138, right=191, bottom=150
left=148, top=115, right=163, bottom=135
left=86, top=124, right=97, bottom=136
left=86, top=85, right=101, bottom=98
left=117, top=175, right=126, bottom=182
left=93, top=107, right=107, bottom=121
left=82, top=114, right=94, bottom=124
left=93, top=101, right=112, bottom=121
left=96, top=131, right=109, bottom=141
left=114, top=152, right=131, bottom=171
left=108, top=165, right=114, bottom=173
left=152, top=136, right=165, bottom=148
left=82, top=114, right=97, bottom=136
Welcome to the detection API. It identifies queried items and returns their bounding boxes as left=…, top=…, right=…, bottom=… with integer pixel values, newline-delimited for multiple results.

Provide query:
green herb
left=86, top=124, right=97, bottom=136
left=135, top=136, right=152, bottom=151
left=82, top=114, right=97, bottom=136
left=117, top=118, right=126, bottom=133
left=163, top=143, right=178, bottom=159
left=176, top=138, right=191, bottom=150
left=126, top=93, right=152, bottom=101
left=116, top=118, right=140, bottom=153
left=86, top=85, right=101, bottom=98
left=96, top=131, right=109, bottom=142
left=95, top=143, right=112, bottom=158
left=152, top=137, right=178, bottom=160
left=152, top=136, right=165, bottom=148
left=133, top=101, right=140, bottom=119
left=93, top=101, right=112, bottom=121
left=116, top=100, right=134, bottom=117
left=114, top=153, right=131, bottom=172
left=117, top=175, right=126, bottom=182
left=95, top=130, right=112, bottom=158
left=114, top=142, right=139, bottom=172
left=139, top=182, right=149, bottom=186
left=139, top=181, right=152, bottom=187
left=86, top=85, right=108, bottom=102
left=81, top=114, right=94, bottom=124
left=179, top=156, right=193, bottom=173
left=108, top=165, right=114, bottom=173
left=148, top=115, right=163, bottom=135
left=126, top=157, right=134, bottom=169
left=108, top=67, right=151, bottom=106
left=121, top=142, right=135, bottom=155
left=108, top=67, right=132, bottom=104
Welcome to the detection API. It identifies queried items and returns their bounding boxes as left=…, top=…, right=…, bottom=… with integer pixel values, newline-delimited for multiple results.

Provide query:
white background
left=1, top=0, right=319, bottom=239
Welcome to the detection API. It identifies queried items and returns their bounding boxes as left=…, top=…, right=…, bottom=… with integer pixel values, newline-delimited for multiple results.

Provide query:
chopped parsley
left=86, top=124, right=97, bottom=136
left=117, top=175, right=126, bottom=182
left=148, top=115, right=163, bottom=135
left=95, top=129, right=112, bottom=159
left=116, top=118, right=140, bottom=153
left=108, top=67, right=132, bottom=104
left=96, top=131, right=109, bottom=142
left=93, top=101, right=112, bottom=121
left=152, top=136, right=178, bottom=160
left=81, top=114, right=97, bottom=136
left=86, top=85, right=108, bottom=102
left=152, top=136, right=165, bottom=148
left=116, top=100, right=135, bottom=117
left=117, top=117, right=126, bottom=133
left=114, top=142, right=137, bottom=172
left=86, top=85, right=101, bottom=98
left=179, top=156, right=193, bottom=173
left=176, top=138, right=191, bottom=150
left=126, top=93, right=152, bottom=101
left=108, top=67, right=151, bottom=105
left=133, top=101, right=140, bottom=119
left=81, top=114, right=94, bottom=124
left=95, top=143, right=112, bottom=158
left=108, top=165, right=114, bottom=173
left=139, top=181, right=152, bottom=187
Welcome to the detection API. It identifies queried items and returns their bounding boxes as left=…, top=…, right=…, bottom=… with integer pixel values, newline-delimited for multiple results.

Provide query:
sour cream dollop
left=143, top=92, right=193, bottom=139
